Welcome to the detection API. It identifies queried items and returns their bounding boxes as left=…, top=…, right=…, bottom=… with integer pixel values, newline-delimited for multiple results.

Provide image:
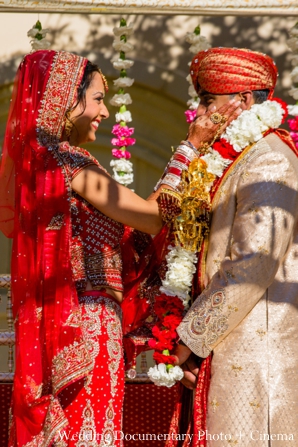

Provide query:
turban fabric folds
left=190, top=47, right=278, bottom=99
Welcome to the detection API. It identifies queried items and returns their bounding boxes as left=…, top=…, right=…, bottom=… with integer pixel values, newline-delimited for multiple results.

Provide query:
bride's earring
left=64, top=111, right=73, bottom=140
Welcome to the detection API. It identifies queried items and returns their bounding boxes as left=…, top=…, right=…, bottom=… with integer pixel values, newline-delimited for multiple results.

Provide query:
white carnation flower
left=222, top=101, right=283, bottom=152
left=148, top=364, right=184, bottom=387
left=288, top=104, right=298, bottom=116
left=31, top=39, right=51, bottom=50
left=161, top=246, right=197, bottom=300
left=185, top=33, right=211, bottom=53
left=113, top=39, right=134, bottom=53
left=27, top=27, right=50, bottom=38
left=189, top=40, right=211, bottom=54
left=186, top=74, right=192, bottom=84
left=111, top=159, right=134, bottom=186
left=112, top=58, right=134, bottom=70
left=253, top=101, right=283, bottom=128
left=188, top=84, right=197, bottom=98
left=113, top=77, right=134, bottom=88
left=110, top=93, right=132, bottom=107
left=187, top=98, right=200, bottom=109
left=113, top=24, right=134, bottom=36
left=201, top=149, right=232, bottom=177
left=113, top=172, right=134, bottom=186
left=115, top=110, right=132, bottom=123
left=110, top=159, right=133, bottom=173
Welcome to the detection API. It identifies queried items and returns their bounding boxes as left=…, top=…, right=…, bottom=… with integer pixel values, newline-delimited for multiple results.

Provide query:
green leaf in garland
left=194, top=25, right=201, bottom=35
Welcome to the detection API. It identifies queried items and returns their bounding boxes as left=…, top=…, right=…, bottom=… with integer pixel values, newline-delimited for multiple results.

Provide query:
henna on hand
left=187, top=99, right=242, bottom=150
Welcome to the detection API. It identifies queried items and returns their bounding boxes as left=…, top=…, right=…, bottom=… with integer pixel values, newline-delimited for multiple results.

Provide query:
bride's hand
left=187, top=99, right=242, bottom=150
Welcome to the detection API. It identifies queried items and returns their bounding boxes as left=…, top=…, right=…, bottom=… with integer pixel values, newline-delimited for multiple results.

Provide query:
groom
left=158, top=47, right=298, bottom=446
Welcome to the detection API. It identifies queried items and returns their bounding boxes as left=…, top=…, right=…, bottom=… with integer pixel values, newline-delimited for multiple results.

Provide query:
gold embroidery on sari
left=99, top=401, right=116, bottom=447
left=64, top=307, right=82, bottom=328
left=52, top=341, right=93, bottom=395
left=76, top=399, right=99, bottom=447
left=106, top=303, right=122, bottom=397
left=25, top=376, right=43, bottom=402
left=85, top=247, right=123, bottom=291
left=79, top=296, right=102, bottom=394
left=46, top=213, right=65, bottom=231
left=35, top=307, right=43, bottom=321
left=54, top=440, right=68, bottom=447
left=23, top=398, right=68, bottom=447
left=37, top=51, right=86, bottom=146
left=71, top=239, right=86, bottom=284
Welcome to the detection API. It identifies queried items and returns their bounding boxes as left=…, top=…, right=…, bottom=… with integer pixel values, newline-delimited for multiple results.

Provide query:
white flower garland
left=222, top=100, right=284, bottom=151
left=149, top=99, right=285, bottom=387
left=185, top=26, right=210, bottom=113
left=110, top=159, right=134, bottom=184
left=160, top=246, right=197, bottom=305
left=110, top=18, right=135, bottom=187
left=27, top=20, right=51, bottom=50
left=287, top=22, right=298, bottom=115
left=148, top=363, right=184, bottom=388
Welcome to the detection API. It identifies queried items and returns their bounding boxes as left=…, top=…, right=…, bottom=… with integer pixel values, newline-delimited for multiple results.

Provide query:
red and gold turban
left=190, top=47, right=278, bottom=99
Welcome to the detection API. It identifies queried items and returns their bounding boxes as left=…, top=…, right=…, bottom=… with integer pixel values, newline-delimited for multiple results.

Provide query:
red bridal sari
left=0, top=50, right=124, bottom=447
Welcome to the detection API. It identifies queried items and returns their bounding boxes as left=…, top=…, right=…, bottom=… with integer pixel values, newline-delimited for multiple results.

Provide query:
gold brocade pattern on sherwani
left=177, top=133, right=298, bottom=445
left=182, top=288, right=239, bottom=357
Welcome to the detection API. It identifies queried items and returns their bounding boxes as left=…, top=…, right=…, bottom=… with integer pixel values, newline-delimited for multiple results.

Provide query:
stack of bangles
left=154, top=140, right=199, bottom=193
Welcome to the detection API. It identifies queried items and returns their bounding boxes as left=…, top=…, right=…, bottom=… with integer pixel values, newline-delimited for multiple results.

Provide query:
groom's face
left=196, top=90, right=235, bottom=116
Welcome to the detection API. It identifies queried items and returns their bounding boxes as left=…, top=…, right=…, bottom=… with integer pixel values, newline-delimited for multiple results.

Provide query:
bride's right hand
left=187, top=99, right=242, bottom=150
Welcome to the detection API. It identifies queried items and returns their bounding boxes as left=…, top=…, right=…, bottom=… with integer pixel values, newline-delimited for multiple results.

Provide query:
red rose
left=162, top=314, right=183, bottom=331
left=152, top=326, right=176, bottom=342
left=153, top=352, right=177, bottom=365
left=154, top=294, right=184, bottom=318
left=213, top=139, right=237, bottom=161
left=271, top=97, right=288, bottom=123
left=148, top=338, right=175, bottom=351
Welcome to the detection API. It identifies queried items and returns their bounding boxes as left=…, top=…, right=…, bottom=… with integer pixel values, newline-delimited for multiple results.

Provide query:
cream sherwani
left=177, top=133, right=298, bottom=447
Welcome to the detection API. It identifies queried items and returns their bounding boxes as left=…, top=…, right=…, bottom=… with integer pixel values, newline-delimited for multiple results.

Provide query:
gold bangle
left=158, top=188, right=182, bottom=224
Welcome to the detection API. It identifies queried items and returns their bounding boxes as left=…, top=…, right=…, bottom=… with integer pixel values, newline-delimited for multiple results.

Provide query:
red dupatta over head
left=0, top=50, right=94, bottom=446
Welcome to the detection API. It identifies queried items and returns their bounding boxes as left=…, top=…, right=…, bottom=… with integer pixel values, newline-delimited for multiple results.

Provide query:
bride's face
left=69, top=72, right=109, bottom=146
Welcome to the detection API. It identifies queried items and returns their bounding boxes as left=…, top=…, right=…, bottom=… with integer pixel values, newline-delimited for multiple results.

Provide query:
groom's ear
left=236, top=90, right=254, bottom=110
